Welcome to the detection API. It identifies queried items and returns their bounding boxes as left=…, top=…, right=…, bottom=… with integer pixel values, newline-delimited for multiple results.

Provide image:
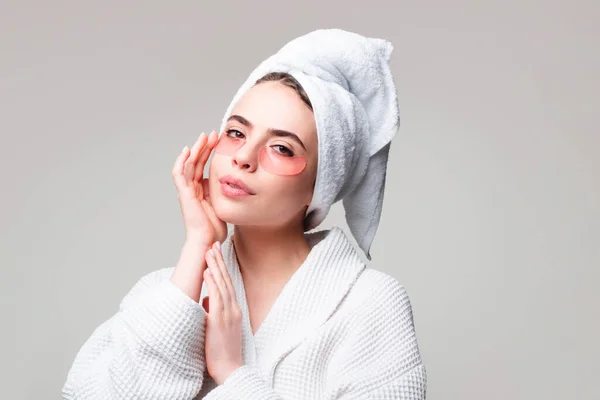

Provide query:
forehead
left=230, top=82, right=317, bottom=148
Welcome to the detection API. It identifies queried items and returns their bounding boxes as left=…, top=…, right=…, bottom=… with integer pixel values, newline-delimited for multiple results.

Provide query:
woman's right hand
left=172, top=130, right=227, bottom=249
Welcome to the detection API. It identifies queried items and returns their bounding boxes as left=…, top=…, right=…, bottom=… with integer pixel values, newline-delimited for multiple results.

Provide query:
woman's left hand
left=202, top=240, right=244, bottom=385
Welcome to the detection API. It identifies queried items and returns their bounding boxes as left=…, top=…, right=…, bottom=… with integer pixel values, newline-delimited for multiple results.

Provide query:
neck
left=232, top=222, right=312, bottom=284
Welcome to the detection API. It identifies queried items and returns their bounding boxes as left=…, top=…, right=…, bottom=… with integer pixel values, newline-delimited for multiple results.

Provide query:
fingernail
left=182, top=146, right=188, bottom=153
left=215, top=241, right=221, bottom=251
left=206, top=268, right=212, bottom=275
left=208, top=249, right=215, bottom=257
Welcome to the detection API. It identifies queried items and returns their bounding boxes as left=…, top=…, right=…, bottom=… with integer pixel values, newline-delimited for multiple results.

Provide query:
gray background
left=1, top=1, right=598, bottom=399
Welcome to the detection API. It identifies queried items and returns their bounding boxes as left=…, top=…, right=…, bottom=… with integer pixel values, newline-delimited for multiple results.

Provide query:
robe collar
left=220, top=226, right=366, bottom=385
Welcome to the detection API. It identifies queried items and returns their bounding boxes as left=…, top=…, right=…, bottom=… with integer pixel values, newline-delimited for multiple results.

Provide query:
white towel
left=219, top=29, right=400, bottom=260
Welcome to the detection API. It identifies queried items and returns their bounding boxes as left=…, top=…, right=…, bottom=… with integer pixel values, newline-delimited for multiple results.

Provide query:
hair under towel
left=219, top=29, right=400, bottom=260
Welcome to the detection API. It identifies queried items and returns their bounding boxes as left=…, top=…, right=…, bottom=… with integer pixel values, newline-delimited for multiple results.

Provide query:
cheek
left=266, top=173, right=314, bottom=206
left=209, top=152, right=231, bottom=176
left=208, top=155, right=226, bottom=194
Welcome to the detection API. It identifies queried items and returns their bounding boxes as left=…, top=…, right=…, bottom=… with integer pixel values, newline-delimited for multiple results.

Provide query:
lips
left=218, top=175, right=256, bottom=195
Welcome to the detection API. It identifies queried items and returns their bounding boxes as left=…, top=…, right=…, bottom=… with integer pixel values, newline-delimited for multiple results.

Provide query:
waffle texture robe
left=61, top=226, right=427, bottom=399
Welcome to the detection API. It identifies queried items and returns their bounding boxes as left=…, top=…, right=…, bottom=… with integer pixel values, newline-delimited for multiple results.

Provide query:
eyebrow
left=226, top=114, right=307, bottom=151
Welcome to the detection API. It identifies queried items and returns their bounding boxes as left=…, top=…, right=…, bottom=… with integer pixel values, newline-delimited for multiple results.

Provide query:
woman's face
left=208, top=80, right=318, bottom=230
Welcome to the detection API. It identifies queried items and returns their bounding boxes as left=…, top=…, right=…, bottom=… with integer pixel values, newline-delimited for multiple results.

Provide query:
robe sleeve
left=61, top=268, right=208, bottom=400
left=202, top=277, right=427, bottom=399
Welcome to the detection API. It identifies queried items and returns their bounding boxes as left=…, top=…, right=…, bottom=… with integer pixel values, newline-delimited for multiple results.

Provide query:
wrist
left=171, top=241, right=211, bottom=303
left=182, top=238, right=210, bottom=254
left=216, top=363, right=245, bottom=386
left=184, top=234, right=211, bottom=249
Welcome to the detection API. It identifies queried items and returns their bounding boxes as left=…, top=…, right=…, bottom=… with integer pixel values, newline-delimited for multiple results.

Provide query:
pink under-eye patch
left=214, top=134, right=243, bottom=155
left=258, top=147, right=307, bottom=175
left=214, top=134, right=307, bottom=176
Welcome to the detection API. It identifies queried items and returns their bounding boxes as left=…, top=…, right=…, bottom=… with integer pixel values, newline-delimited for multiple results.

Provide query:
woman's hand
left=172, top=130, right=227, bottom=248
left=202, top=240, right=244, bottom=385
left=170, top=130, right=227, bottom=303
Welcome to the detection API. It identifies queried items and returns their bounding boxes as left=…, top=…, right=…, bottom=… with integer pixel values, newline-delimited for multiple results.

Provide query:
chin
left=213, top=200, right=259, bottom=226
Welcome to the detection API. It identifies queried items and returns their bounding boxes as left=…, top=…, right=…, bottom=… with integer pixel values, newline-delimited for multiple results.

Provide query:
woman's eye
left=272, top=145, right=294, bottom=157
left=226, top=129, right=245, bottom=139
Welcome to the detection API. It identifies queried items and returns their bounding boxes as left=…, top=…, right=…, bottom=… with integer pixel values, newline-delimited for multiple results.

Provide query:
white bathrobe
left=61, top=226, right=426, bottom=399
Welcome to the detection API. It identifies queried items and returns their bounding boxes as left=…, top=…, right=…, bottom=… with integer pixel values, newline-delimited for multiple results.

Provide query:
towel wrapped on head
left=219, top=28, right=400, bottom=260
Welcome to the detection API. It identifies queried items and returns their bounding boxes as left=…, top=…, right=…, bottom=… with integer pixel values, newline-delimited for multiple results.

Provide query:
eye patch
left=214, top=133, right=307, bottom=176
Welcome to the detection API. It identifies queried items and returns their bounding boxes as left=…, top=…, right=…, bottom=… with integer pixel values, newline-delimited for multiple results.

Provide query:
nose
left=231, top=141, right=259, bottom=172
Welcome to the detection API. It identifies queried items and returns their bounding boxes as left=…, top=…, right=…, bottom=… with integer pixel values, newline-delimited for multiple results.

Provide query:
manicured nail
left=215, top=241, right=221, bottom=251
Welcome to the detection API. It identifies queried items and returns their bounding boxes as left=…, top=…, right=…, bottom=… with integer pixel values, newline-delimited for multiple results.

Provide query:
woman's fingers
left=205, top=249, right=231, bottom=310
left=195, top=131, right=218, bottom=183
left=202, top=178, right=211, bottom=201
left=203, top=268, right=222, bottom=313
left=172, top=130, right=214, bottom=193
left=172, top=146, right=190, bottom=192
left=184, top=133, right=209, bottom=183
left=212, top=241, right=238, bottom=304
left=201, top=201, right=223, bottom=236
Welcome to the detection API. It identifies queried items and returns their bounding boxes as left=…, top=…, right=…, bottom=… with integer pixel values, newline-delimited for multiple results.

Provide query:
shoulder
left=119, top=267, right=175, bottom=310
left=351, top=267, right=414, bottom=313
left=340, top=267, right=420, bottom=348
left=328, top=268, right=425, bottom=386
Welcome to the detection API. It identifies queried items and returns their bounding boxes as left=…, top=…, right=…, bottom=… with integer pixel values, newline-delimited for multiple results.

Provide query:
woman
left=62, top=29, right=426, bottom=399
